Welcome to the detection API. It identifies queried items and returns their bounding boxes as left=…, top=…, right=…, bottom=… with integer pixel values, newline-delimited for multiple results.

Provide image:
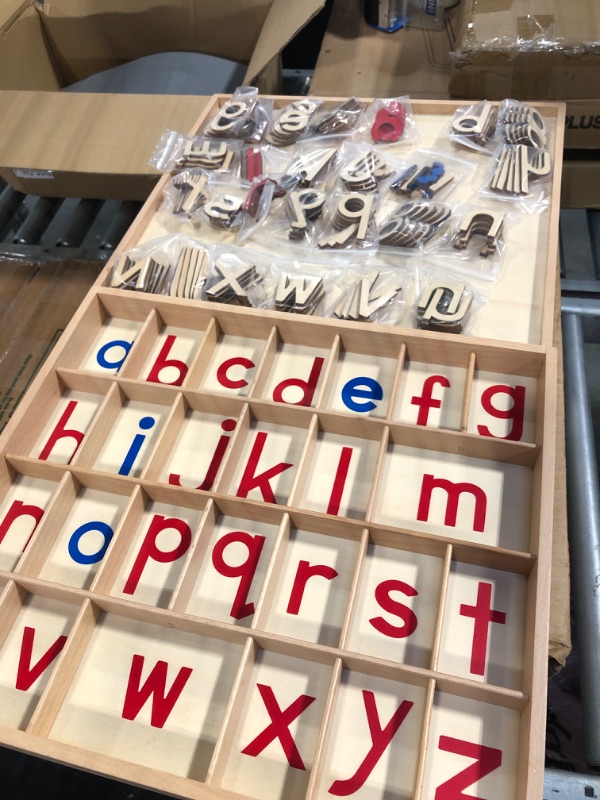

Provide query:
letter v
left=16, top=626, right=67, bottom=691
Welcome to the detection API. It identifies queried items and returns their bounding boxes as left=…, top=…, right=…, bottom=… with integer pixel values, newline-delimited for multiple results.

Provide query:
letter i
left=118, top=416, right=156, bottom=476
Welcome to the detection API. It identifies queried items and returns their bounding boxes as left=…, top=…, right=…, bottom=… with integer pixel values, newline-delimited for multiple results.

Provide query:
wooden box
left=0, top=95, right=564, bottom=799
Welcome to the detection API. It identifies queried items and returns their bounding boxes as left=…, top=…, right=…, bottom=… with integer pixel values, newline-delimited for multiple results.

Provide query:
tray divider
left=306, top=657, right=343, bottom=798
left=67, top=382, right=124, bottom=470
left=139, top=392, right=187, bottom=482
left=460, top=351, right=477, bottom=433
left=287, top=413, right=320, bottom=509
left=26, top=598, right=101, bottom=738
left=14, top=471, right=79, bottom=578
left=206, top=636, right=257, bottom=786
left=385, top=341, right=407, bottom=421
left=88, top=485, right=147, bottom=596
left=429, top=543, right=454, bottom=673
left=247, top=325, right=280, bottom=401
left=411, top=677, right=436, bottom=800
left=364, top=425, right=391, bottom=522
left=338, top=529, right=370, bottom=649
left=251, top=513, right=291, bottom=631
left=168, top=498, right=217, bottom=612
left=117, top=307, right=162, bottom=380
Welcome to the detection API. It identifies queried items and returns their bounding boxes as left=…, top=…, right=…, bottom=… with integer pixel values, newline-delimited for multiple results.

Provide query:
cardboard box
left=0, top=0, right=324, bottom=200
left=311, top=0, right=460, bottom=99
left=449, top=0, right=600, bottom=148
left=561, top=155, right=600, bottom=208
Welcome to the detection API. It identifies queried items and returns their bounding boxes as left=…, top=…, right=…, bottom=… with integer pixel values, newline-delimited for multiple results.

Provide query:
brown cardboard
left=561, top=156, right=600, bottom=208
left=311, top=0, right=460, bottom=99
left=0, top=258, right=101, bottom=432
left=0, top=0, right=324, bottom=199
left=0, top=91, right=209, bottom=201
left=449, top=0, right=600, bottom=148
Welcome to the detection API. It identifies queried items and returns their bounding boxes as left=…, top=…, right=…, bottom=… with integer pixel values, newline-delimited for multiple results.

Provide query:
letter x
left=241, top=683, right=316, bottom=770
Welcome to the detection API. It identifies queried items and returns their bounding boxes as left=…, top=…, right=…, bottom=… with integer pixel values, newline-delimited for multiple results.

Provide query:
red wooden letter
left=241, top=683, right=316, bottom=770
left=459, top=582, right=506, bottom=676
left=168, top=418, right=236, bottom=490
left=236, top=432, right=293, bottom=503
left=477, top=384, right=526, bottom=442
left=435, top=736, right=502, bottom=799
left=145, top=335, right=189, bottom=386
left=326, top=446, right=353, bottom=516
left=123, top=515, right=192, bottom=595
left=0, top=500, right=44, bottom=551
left=122, top=654, right=192, bottom=729
left=211, top=530, right=265, bottom=620
left=286, top=559, right=338, bottom=615
left=216, top=356, right=255, bottom=389
left=272, top=357, right=324, bottom=407
left=411, top=375, right=451, bottom=426
left=16, top=627, right=67, bottom=691
left=369, top=580, right=418, bottom=639
left=417, top=474, right=487, bottom=533
left=329, top=691, right=413, bottom=795
left=38, top=400, right=85, bottom=463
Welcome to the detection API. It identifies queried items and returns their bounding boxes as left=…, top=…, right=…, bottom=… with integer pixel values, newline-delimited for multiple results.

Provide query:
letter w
left=122, top=654, right=192, bottom=729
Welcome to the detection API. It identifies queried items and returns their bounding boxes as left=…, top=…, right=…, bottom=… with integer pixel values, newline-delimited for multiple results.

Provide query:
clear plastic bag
left=309, top=97, right=366, bottom=137
left=359, top=96, right=420, bottom=147
left=203, top=245, right=272, bottom=308
left=448, top=100, right=499, bottom=154
left=317, top=188, right=379, bottom=251
left=162, top=168, right=210, bottom=219
left=279, top=140, right=341, bottom=190
left=335, top=143, right=399, bottom=193
left=149, top=129, right=241, bottom=174
left=237, top=177, right=278, bottom=244
left=327, top=262, right=413, bottom=325
left=413, top=265, right=487, bottom=334
left=268, top=257, right=349, bottom=317
left=376, top=199, right=453, bottom=251
left=269, top=99, right=322, bottom=147
left=202, top=87, right=263, bottom=140
left=482, top=141, right=553, bottom=213
left=387, top=148, right=476, bottom=202
left=431, top=203, right=511, bottom=282
left=498, top=99, right=549, bottom=149
left=109, top=235, right=209, bottom=299
left=239, top=144, right=290, bottom=186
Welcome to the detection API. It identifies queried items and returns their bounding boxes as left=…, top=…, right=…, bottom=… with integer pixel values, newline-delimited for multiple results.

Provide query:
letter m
left=122, top=654, right=192, bottom=729
left=417, top=473, right=487, bottom=533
